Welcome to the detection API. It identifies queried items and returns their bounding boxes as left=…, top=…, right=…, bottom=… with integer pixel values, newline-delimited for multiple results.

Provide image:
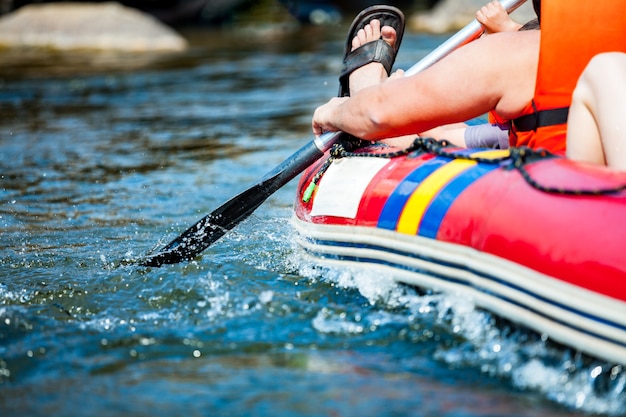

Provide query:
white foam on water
left=312, top=307, right=366, bottom=335
left=311, top=305, right=404, bottom=336
left=512, top=360, right=626, bottom=415
left=291, top=251, right=626, bottom=416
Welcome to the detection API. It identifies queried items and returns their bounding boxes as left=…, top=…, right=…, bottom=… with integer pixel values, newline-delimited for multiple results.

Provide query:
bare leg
left=566, top=53, right=626, bottom=171
left=347, top=20, right=473, bottom=148
left=346, top=20, right=420, bottom=147
left=348, top=19, right=398, bottom=95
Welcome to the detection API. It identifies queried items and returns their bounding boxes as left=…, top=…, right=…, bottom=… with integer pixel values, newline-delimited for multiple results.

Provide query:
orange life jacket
left=488, top=110, right=508, bottom=127
left=510, top=0, right=626, bottom=154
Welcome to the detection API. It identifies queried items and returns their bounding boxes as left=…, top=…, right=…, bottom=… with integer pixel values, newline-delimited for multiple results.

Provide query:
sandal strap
left=338, top=39, right=395, bottom=97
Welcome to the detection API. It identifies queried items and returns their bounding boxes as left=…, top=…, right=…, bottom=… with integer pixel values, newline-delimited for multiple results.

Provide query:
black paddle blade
left=140, top=183, right=271, bottom=267
left=140, top=138, right=330, bottom=267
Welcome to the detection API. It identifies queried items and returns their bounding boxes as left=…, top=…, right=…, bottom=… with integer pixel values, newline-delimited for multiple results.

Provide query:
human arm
left=464, top=123, right=510, bottom=148
left=312, top=50, right=499, bottom=140
left=419, top=122, right=510, bottom=149
left=312, top=31, right=538, bottom=142
left=419, top=123, right=468, bottom=147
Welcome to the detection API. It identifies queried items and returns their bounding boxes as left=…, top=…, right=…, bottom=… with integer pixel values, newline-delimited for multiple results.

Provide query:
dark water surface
left=1, top=23, right=624, bottom=417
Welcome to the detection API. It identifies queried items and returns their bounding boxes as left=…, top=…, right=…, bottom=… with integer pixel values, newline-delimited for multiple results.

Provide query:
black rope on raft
left=506, top=147, right=626, bottom=195
left=302, top=137, right=626, bottom=203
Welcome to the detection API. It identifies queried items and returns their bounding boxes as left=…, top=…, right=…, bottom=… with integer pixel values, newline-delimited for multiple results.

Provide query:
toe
left=350, top=19, right=387, bottom=51
left=369, top=19, right=381, bottom=38
left=381, top=25, right=397, bottom=48
left=352, top=28, right=366, bottom=50
left=352, top=19, right=382, bottom=51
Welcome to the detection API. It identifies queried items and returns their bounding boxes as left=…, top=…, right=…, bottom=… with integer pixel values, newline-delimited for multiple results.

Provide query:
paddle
left=140, top=0, right=527, bottom=267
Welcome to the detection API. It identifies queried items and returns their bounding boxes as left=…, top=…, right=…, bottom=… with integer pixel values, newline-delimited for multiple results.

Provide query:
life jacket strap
left=512, top=106, right=569, bottom=132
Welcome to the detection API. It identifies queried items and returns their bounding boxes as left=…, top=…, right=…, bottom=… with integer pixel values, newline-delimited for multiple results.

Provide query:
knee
left=573, top=52, right=626, bottom=104
left=581, top=52, right=626, bottom=82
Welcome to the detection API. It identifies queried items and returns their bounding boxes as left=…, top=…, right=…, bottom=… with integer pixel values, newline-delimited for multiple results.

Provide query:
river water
left=0, top=21, right=624, bottom=417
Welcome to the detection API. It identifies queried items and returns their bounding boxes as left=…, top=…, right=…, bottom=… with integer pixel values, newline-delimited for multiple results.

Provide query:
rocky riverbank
left=0, top=0, right=537, bottom=54
left=0, top=2, right=187, bottom=51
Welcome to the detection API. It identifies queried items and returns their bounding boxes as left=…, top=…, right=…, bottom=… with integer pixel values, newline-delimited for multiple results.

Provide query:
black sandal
left=338, top=5, right=405, bottom=97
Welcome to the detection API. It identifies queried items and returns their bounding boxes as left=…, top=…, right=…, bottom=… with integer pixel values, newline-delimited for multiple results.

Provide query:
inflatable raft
left=291, top=138, right=626, bottom=365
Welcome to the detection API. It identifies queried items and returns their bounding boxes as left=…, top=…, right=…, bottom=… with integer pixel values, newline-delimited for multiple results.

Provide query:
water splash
left=291, top=249, right=626, bottom=416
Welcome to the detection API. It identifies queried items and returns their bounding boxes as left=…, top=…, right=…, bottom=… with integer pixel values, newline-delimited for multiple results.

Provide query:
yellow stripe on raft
left=396, top=149, right=509, bottom=235
left=472, top=149, right=510, bottom=159
left=396, top=159, right=475, bottom=234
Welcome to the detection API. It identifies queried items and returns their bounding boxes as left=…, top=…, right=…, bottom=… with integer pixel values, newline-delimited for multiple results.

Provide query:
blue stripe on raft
left=377, top=157, right=447, bottom=230
left=300, top=238, right=626, bottom=344
left=418, top=163, right=500, bottom=239
left=377, top=149, right=485, bottom=232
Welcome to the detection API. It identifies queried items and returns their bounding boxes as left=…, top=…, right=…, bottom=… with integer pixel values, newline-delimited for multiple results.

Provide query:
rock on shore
left=409, top=0, right=536, bottom=33
left=0, top=2, right=187, bottom=51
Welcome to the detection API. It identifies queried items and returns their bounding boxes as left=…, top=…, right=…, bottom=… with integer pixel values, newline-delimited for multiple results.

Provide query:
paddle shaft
left=407, top=0, right=527, bottom=76
left=141, top=0, right=527, bottom=267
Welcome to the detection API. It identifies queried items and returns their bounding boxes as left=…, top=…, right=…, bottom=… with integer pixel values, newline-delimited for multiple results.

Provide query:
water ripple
left=0, top=24, right=622, bottom=417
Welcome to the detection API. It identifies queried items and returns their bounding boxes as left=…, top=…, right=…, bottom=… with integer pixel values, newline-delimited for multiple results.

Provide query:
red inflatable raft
left=292, top=139, right=626, bottom=365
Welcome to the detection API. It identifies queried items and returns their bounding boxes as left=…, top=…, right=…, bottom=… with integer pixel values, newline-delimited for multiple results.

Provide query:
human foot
left=348, top=19, right=398, bottom=95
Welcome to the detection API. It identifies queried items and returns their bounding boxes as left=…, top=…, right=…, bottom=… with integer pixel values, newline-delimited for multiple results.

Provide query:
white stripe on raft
left=291, top=217, right=626, bottom=366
